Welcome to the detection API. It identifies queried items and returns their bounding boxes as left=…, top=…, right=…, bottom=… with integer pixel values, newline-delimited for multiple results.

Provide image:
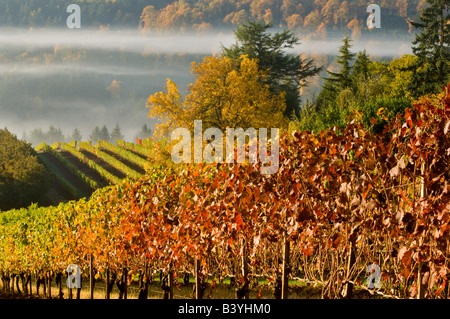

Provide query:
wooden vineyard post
left=417, top=162, right=426, bottom=299
left=195, top=257, right=201, bottom=299
left=47, top=272, right=52, bottom=299
left=29, top=272, right=32, bottom=295
left=138, top=261, right=149, bottom=299
left=242, top=239, right=249, bottom=299
left=417, top=242, right=424, bottom=299
left=66, top=267, right=73, bottom=299
left=123, top=267, right=128, bottom=300
left=7, top=272, right=11, bottom=293
left=90, top=255, right=94, bottom=299
left=281, top=237, right=290, bottom=299
left=168, top=268, right=174, bottom=299
left=345, top=243, right=355, bottom=299
left=10, top=273, right=14, bottom=293
left=57, top=272, right=63, bottom=299
left=14, top=274, right=20, bottom=294
left=42, top=273, right=46, bottom=297
left=447, top=241, right=450, bottom=299
left=75, top=268, right=81, bottom=300
left=5, top=271, right=9, bottom=293
left=145, top=262, right=149, bottom=299
left=420, top=162, right=426, bottom=201
left=105, top=266, right=110, bottom=300
left=76, top=285, right=81, bottom=299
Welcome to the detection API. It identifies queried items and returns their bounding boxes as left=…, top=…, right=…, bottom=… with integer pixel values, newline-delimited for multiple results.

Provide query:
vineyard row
left=78, top=141, right=143, bottom=180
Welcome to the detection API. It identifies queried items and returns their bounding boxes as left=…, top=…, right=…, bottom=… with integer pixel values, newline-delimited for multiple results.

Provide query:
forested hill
left=0, top=0, right=424, bottom=35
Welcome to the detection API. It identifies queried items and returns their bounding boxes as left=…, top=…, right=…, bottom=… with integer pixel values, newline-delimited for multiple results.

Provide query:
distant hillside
left=0, top=0, right=424, bottom=36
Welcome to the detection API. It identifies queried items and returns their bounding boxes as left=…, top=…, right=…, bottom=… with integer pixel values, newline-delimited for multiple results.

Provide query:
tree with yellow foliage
left=146, top=79, right=185, bottom=139
left=140, top=5, right=157, bottom=30
left=146, top=54, right=287, bottom=139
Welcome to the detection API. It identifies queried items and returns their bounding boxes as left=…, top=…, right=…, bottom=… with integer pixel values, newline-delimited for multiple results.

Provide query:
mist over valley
left=0, top=28, right=413, bottom=144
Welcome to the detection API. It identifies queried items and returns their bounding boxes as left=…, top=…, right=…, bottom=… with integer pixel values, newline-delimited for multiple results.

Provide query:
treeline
left=0, top=0, right=426, bottom=36
left=140, top=0, right=424, bottom=36
left=24, top=124, right=152, bottom=147
left=0, top=0, right=152, bottom=28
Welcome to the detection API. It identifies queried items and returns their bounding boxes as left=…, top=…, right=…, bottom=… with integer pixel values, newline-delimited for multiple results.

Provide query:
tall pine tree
left=110, top=123, right=124, bottom=144
left=350, top=50, right=371, bottom=82
left=100, top=125, right=111, bottom=142
left=221, top=21, right=322, bottom=118
left=135, top=124, right=153, bottom=140
left=317, top=33, right=356, bottom=107
left=70, top=128, right=83, bottom=143
left=409, top=0, right=450, bottom=96
left=89, top=126, right=101, bottom=145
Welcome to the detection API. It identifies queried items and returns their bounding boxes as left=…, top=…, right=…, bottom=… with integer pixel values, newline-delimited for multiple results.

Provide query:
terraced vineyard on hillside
left=35, top=140, right=153, bottom=204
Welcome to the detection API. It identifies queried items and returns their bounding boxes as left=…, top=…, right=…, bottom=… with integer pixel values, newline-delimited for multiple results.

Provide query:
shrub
left=0, top=128, right=49, bottom=210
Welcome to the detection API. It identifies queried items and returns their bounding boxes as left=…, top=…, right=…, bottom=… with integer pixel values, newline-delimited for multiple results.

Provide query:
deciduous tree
left=0, top=129, right=48, bottom=210
left=147, top=55, right=288, bottom=139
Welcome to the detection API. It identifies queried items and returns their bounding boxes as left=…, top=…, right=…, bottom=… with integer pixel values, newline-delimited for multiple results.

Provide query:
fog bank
left=0, top=28, right=414, bottom=143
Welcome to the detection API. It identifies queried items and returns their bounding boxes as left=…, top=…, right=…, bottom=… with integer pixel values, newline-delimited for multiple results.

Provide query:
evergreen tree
left=351, top=50, right=371, bottom=82
left=110, top=123, right=124, bottom=144
left=70, top=128, right=83, bottom=142
left=100, top=125, right=111, bottom=142
left=317, top=33, right=356, bottom=106
left=326, top=34, right=356, bottom=90
left=135, top=124, right=153, bottom=140
left=89, top=126, right=102, bottom=145
left=221, top=20, right=322, bottom=118
left=409, top=0, right=450, bottom=96
left=46, top=126, right=65, bottom=145
left=27, top=128, right=46, bottom=146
